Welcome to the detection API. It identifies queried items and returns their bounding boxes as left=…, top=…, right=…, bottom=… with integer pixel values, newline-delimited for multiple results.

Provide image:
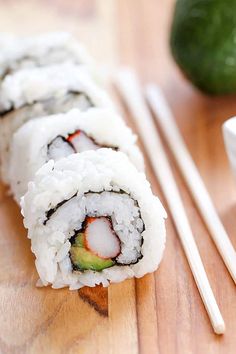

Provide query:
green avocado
left=170, top=0, right=236, bottom=95
left=73, top=232, right=85, bottom=248
left=70, top=232, right=114, bottom=271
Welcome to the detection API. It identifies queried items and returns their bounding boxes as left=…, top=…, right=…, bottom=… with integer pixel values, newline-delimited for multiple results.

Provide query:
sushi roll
left=9, top=108, right=144, bottom=201
left=0, top=32, right=96, bottom=81
left=0, top=63, right=114, bottom=182
left=21, top=149, right=166, bottom=290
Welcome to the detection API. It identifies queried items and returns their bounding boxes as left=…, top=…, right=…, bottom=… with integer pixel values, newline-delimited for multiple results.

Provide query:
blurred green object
left=170, top=0, right=236, bottom=95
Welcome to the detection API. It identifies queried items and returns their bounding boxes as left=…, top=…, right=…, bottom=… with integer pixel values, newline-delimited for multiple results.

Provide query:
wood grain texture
left=0, top=0, right=236, bottom=353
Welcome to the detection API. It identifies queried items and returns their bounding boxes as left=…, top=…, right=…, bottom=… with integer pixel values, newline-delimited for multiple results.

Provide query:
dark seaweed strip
left=47, top=135, right=76, bottom=157
left=1, top=68, right=12, bottom=81
left=114, top=229, right=144, bottom=266
left=115, top=253, right=143, bottom=266
left=46, top=132, right=118, bottom=172
left=68, top=90, right=94, bottom=108
left=0, top=106, right=15, bottom=117
left=82, top=190, right=144, bottom=233
left=0, top=55, right=42, bottom=81
left=70, top=243, right=143, bottom=270
left=67, top=130, right=119, bottom=151
left=43, top=193, right=77, bottom=225
left=0, top=46, right=83, bottom=81
left=43, top=186, right=129, bottom=226
left=0, top=91, right=94, bottom=119
left=44, top=190, right=145, bottom=236
left=71, top=262, right=115, bottom=273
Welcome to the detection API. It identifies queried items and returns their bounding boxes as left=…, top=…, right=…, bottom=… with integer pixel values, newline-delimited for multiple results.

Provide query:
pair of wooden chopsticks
left=114, top=68, right=236, bottom=334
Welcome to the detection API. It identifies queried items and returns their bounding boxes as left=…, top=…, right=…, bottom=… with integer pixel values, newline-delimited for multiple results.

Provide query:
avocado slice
left=69, top=232, right=115, bottom=271
left=70, top=247, right=114, bottom=271
left=170, top=0, right=236, bottom=95
left=73, top=232, right=85, bottom=247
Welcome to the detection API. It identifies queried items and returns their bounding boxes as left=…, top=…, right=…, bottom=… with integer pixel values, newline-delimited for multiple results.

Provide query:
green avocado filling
left=70, top=232, right=115, bottom=272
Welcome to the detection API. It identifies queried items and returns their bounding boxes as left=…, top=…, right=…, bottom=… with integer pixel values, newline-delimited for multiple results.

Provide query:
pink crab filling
left=84, top=217, right=121, bottom=259
left=67, top=131, right=100, bottom=152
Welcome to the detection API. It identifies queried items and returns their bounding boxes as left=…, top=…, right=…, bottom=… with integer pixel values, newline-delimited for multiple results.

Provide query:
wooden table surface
left=0, top=1, right=236, bottom=353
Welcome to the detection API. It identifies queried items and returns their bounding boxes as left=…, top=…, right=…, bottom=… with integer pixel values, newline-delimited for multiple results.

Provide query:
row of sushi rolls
left=0, top=32, right=166, bottom=290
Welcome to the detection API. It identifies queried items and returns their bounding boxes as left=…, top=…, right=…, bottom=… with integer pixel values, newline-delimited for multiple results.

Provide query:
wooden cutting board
left=0, top=1, right=236, bottom=353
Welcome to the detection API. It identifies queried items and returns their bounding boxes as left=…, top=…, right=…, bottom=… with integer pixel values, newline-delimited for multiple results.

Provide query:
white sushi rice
left=0, top=32, right=96, bottom=80
left=21, top=149, right=166, bottom=290
left=0, top=63, right=114, bottom=182
left=0, top=63, right=113, bottom=112
left=9, top=108, right=144, bottom=201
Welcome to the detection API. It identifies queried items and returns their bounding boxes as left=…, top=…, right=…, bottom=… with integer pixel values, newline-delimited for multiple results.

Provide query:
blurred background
left=0, top=0, right=175, bottom=84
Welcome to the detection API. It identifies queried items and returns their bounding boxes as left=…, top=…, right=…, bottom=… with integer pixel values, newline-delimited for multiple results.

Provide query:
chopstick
left=114, top=68, right=225, bottom=334
left=146, top=85, right=236, bottom=284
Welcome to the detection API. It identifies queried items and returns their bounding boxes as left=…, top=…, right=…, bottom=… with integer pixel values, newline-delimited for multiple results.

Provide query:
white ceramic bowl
left=223, top=117, right=236, bottom=177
